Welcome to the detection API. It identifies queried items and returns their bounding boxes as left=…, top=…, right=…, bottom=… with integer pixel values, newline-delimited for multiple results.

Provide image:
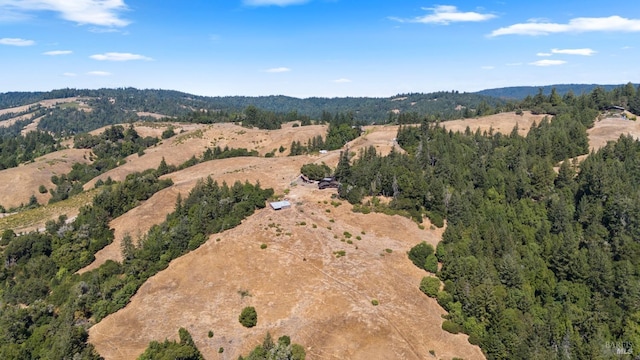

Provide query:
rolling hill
left=2, top=84, right=640, bottom=359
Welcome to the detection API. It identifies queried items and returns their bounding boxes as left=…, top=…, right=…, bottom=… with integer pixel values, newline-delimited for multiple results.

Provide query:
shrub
left=427, top=211, right=444, bottom=228
left=260, top=243, right=267, bottom=249
left=371, top=299, right=379, bottom=306
left=419, top=277, right=440, bottom=298
left=408, top=242, right=435, bottom=270
left=208, top=330, right=214, bottom=338
left=424, top=254, right=438, bottom=273
left=38, top=185, right=47, bottom=194
left=300, top=163, right=332, bottom=181
left=442, top=320, right=463, bottom=334
left=239, top=306, right=258, bottom=328
left=436, top=291, right=453, bottom=311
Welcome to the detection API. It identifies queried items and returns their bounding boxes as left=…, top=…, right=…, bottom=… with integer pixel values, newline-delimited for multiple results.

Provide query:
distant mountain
left=476, top=83, right=639, bottom=100
left=0, top=88, right=504, bottom=124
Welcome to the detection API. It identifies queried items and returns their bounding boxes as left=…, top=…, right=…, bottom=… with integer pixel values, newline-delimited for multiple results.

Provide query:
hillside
left=3, top=83, right=640, bottom=359
left=476, top=83, right=639, bottom=100
left=0, top=88, right=504, bottom=126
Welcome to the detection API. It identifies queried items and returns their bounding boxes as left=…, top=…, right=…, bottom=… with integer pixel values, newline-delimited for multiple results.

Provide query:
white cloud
left=551, top=48, right=596, bottom=56
left=43, top=50, right=72, bottom=55
left=0, top=0, right=129, bottom=27
left=506, top=62, right=523, bottom=66
left=89, top=27, right=124, bottom=33
left=529, top=59, right=567, bottom=66
left=536, top=52, right=552, bottom=57
left=265, top=67, right=291, bottom=73
left=87, top=70, right=111, bottom=76
left=243, top=0, right=309, bottom=6
left=63, top=72, right=77, bottom=77
left=490, top=15, right=640, bottom=36
left=391, top=5, right=496, bottom=25
left=90, top=52, right=152, bottom=61
left=333, top=78, right=352, bottom=83
left=0, top=37, right=34, bottom=46
left=481, top=66, right=494, bottom=70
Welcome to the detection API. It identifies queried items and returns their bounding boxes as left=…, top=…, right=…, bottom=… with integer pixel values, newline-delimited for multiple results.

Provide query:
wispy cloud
left=264, top=67, right=291, bottom=73
left=529, top=59, right=567, bottom=66
left=390, top=5, right=496, bottom=25
left=506, top=62, right=523, bottom=66
left=243, top=0, right=309, bottom=6
left=43, top=50, right=72, bottom=55
left=490, top=15, right=640, bottom=36
left=90, top=52, right=152, bottom=61
left=551, top=48, right=596, bottom=56
left=63, top=72, right=77, bottom=77
left=0, top=0, right=130, bottom=27
left=332, top=78, right=352, bottom=83
left=480, top=66, right=495, bottom=70
left=536, top=52, right=552, bottom=57
left=87, top=70, right=111, bottom=76
left=0, top=37, right=35, bottom=46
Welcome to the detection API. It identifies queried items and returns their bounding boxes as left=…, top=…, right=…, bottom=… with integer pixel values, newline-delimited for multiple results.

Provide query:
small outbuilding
left=270, top=201, right=291, bottom=210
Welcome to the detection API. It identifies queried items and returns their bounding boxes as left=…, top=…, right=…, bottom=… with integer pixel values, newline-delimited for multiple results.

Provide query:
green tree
left=408, top=242, right=435, bottom=271
left=239, top=306, right=258, bottom=328
left=420, top=277, right=440, bottom=297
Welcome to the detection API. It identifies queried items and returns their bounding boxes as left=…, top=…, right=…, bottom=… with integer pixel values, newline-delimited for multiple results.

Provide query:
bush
left=442, top=320, right=463, bottom=334
left=38, top=185, right=47, bottom=194
left=260, top=243, right=267, bottom=249
left=419, top=276, right=440, bottom=298
left=426, top=211, right=444, bottom=228
left=371, top=299, right=379, bottom=306
left=300, top=163, right=332, bottom=181
left=424, top=254, right=438, bottom=273
left=161, top=126, right=176, bottom=139
left=408, top=242, right=435, bottom=270
left=239, top=306, right=257, bottom=328
left=436, top=291, right=453, bottom=311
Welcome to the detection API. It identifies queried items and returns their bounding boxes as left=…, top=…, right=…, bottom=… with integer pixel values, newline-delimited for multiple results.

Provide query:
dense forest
left=0, top=87, right=504, bottom=128
left=334, top=85, right=640, bottom=359
left=2, top=84, right=639, bottom=135
left=478, top=83, right=639, bottom=100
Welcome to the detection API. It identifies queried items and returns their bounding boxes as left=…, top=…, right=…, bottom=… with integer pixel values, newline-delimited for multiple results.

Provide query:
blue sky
left=1, top=0, right=639, bottom=97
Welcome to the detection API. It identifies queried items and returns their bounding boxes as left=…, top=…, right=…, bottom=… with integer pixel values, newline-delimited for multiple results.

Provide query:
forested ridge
left=3, top=84, right=639, bottom=135
left=478, top=83, right=640, bottom=100
left=334, top=85, right=640, bottom=359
